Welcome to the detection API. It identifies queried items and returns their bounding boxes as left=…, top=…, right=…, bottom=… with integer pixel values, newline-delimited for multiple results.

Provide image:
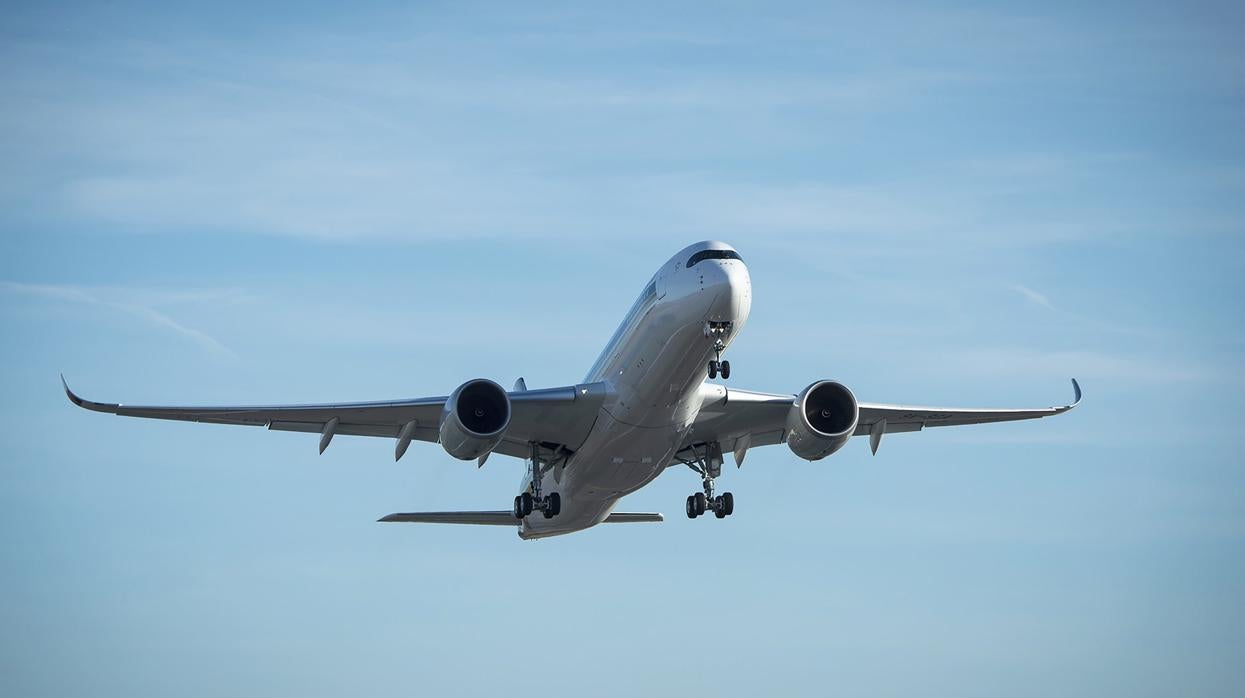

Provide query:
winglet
left=60, top=375, right=120, bottom=413
left=61, top=373, right=81, bottom=406
left=1056, top=378, right=1082, bottom=413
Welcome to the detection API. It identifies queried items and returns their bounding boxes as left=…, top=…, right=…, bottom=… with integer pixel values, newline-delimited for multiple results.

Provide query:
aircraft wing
left=689, top=379, right=1081, bottom=461
left=62, top=376, right=607, bottom=461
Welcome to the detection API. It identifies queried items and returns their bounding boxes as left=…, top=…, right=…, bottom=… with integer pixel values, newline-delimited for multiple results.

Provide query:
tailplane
left=378, top=511, right=663, bottom=525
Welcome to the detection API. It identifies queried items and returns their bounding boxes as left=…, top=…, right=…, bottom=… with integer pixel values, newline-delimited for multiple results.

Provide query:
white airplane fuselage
left=520, top=242, right=751, bottom=539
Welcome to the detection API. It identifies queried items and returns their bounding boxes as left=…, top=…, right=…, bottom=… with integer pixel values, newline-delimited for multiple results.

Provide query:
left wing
left=688, top=379, right=1081, bottom=461
left=62, top=376, right=607, bottom=460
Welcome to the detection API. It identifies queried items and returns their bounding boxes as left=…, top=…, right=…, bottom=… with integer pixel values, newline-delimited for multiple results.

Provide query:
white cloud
left=1010, top=283, right=1055, bottom=310
left=0, top=281, right=236, bottom=358
left=4, top=4, right=1241, bottom=250
left=943, top=347, right=1213, bottom=386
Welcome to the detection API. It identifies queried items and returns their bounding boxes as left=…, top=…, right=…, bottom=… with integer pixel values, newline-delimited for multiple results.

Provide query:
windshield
left=687, top=249, right=742, bottom=268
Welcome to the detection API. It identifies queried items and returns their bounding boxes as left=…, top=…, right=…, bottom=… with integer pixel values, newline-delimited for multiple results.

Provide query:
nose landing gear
left=704, top=321, right=734, bottom=380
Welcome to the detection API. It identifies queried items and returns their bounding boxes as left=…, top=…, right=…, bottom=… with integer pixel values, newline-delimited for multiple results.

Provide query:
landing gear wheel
left=707, top=360, right=718, bottom=379
left=547, top=492, right=561, bottom=516
left=513, top=495, right=525, bottom=519
left=682, top=442, right=734, bottom=522
left=520, top=492, right=534, bottom=517
left=720, top=361, right=731, bottom=379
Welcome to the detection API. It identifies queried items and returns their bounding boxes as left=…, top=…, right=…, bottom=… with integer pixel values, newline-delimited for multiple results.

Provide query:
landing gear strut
left=513, top=442, right=562, bottom=520
left=681, top=442, right=735, bottom=520
left=704, top=321, right=733, bottom=380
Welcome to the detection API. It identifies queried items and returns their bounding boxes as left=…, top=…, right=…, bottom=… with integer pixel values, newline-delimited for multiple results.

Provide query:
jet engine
left=786, top=380, right=859, bottom=461
left=439, top=379, right=511, bottom=460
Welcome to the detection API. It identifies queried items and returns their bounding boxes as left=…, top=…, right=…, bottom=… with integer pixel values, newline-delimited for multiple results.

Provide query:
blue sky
left=2, top=1, right=1244, bottom=696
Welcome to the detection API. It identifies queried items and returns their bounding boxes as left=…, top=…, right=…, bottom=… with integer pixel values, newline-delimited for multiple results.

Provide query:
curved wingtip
left=60, top=374, right=119, bottom=413
left=61, top=373, right=84, bottom=407
left=1055, top=378, right=1083, bottom=413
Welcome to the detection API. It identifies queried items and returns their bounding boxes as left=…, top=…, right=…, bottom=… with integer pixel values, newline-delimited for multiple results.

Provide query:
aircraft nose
left=703, top=259, right=750, bottom=321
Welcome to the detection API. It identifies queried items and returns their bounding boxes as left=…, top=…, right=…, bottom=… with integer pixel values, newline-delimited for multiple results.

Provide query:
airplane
left=63, top=241, right=1081, bottom=539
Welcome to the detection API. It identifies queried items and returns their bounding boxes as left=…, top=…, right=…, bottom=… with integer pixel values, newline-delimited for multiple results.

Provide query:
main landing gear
left=513, top=491, right=561, bottom=519
left=681, top=442, right=735, bottom=520
left=704, top=321, right=733, bottom=380
left=513, top=442, right=562, bottom=520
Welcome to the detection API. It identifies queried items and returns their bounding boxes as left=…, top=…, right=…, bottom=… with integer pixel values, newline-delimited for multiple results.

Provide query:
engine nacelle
left=786, top=380, right=859, bottom=461
left=439, top=379, right=511, bottom=460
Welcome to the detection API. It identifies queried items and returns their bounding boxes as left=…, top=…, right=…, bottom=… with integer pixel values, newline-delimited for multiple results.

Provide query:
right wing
left=688, top=379, right=1081, bottom=461
left=62, top=376, right=607, bottom=461
left=855, top=379, right=1082, bottom=433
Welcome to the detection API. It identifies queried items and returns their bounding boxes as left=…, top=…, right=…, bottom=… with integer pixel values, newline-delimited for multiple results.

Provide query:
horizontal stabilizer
left=379, top=511, right=514, bottom=525
left=601, top=512, right=664, bottom=523
left=378, top=511, right=663, bottom=525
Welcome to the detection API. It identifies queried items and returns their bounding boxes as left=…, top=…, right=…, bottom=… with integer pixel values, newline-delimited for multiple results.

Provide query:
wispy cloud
left=0, top=14, right=1151, bottom=245
left=3, top=3, right=1242, bottom=249
left=944, top=347, right=1214, bottom=386
left=1010, top=283, right=1055, bottom=310
left=0, top=281, right=236, bottom=358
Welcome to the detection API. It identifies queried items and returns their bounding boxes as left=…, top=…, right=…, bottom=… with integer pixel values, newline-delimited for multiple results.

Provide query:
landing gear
left=544, top=492, right=562, bottom=518
left=703, top=321, right=734, bottom=380
left=680, top=442, right=735, bottom=520
left=685, top=486, right=734, bottom=520
left=513, top=492, right=534, bottom=518
left=513, top=442, right=562, bottom=520
left=513, top=491, right=560, bottom=519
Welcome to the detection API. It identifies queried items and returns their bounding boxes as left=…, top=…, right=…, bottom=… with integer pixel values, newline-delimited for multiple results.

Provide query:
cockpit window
left=687, top=249, right=742, bottom=268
